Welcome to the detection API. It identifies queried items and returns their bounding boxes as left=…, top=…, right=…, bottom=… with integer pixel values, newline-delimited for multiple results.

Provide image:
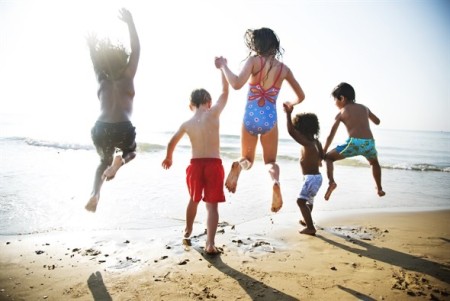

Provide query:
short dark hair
left=190, top=89, right=211, bottom=108
left=292, top=113, right=320, bottom=139
left=332, top=82, right=355, bottom=102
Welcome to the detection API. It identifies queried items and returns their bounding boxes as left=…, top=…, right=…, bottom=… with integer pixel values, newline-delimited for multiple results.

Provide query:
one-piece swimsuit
left=243, top=57, right=284, bottom=136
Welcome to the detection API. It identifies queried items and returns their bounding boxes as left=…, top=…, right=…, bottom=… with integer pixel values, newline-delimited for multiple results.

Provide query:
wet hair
left=292, top=113, right=320, bottom=140
left=190, top=89, right=211, bottom=108
left=89, top=37, right=129, bottom=80
left=331, top=82, right=355, bottom=103
left=244, top=27, right=284, bottom=60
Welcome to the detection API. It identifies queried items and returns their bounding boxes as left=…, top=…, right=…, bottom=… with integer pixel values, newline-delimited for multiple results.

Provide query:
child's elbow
left=231, top=82, right=243, bottom=90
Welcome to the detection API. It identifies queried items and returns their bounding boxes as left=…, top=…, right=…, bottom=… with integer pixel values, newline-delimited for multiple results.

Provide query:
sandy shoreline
left=0, top=209, right=449, bottom=301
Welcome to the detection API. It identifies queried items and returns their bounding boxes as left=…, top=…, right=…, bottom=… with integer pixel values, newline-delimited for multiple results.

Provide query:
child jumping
left=284, top=103, right=323, bottom=235
left=85, top=8, right=140, bottom=212
left=215, top=27, right=305, bottom=213
left=323, top=82, right=386, bottom=200
left=162, top=61, right=229, bottom=255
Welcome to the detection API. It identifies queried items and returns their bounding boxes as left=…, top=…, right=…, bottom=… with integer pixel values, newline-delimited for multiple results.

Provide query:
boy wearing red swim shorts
left=162, top=62, right=229, bottom=255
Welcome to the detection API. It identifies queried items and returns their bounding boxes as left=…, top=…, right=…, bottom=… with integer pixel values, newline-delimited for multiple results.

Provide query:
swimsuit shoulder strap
left=273, top=63, right=284, bottom=85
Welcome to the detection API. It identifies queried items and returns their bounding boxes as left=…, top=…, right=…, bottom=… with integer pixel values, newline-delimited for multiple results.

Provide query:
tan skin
left=215, top=55, right=305, bottom=213
left=284, top=103, right=323, bottom=235
left=323, top=96, right=385, bottom=200
left=85, top=8, right=140, bottom=213
left=162, top=68, right=229, bottom=255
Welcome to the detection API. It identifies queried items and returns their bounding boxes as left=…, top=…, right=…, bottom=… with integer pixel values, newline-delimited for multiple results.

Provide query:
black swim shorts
left=91, top=121, right=136, bottom=161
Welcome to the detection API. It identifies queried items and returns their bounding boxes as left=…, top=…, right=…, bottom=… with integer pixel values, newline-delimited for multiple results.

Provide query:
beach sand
left=0, top=210, right=449, bottom=301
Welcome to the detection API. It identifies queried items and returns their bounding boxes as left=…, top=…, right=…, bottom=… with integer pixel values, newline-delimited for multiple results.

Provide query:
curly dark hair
left=292, top=113, right=320, bottom=140
left=190, top=89, right=212, bottom=108
left=89, top=37, right=129, bottom=80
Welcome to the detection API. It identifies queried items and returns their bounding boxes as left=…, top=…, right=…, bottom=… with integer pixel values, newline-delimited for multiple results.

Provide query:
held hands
left=283, top=102, right=294, bottom=114
left=118, top=8, right=133, bottom=24
left=214, top=56, right=227, bottom=69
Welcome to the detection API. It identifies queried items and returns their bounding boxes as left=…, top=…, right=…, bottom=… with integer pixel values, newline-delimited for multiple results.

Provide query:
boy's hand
left=283, top=102, right=293, bottom=114
left=162, top=158, right=172, bottom=169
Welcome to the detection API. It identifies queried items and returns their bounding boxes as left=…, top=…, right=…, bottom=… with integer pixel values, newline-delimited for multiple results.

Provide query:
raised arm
left=215, top=56, right=253, bottom=90
left=162, top=126, right=186, bottom=169
left=284, top=67, right=305, bottom=107
left=119, top=8, right=140, bottom=78
left=210, top=65, right=230, bottom=115
left=323, top=113, right=341, bottom=154
left=283, top=103, right=308, bottom=146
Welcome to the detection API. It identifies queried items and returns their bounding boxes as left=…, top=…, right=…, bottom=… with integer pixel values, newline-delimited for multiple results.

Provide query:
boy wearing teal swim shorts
left=323, top=82, right=386, bottom=200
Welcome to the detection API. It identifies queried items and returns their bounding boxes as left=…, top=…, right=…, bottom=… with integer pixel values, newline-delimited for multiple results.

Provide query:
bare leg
left=205, top=202, right=219, bottom=254
left=300, top=203, right=313, bottom=226
left=267, top=162, right=283, bottom=212
left=297, top=199, right=316, bottom=235
left=324, top=150, right=344, bottom=201
left=260, top=125, right=283, bottom=212
left=226, top=126, right=257, bottom=193
left=184, top=199, right=199, bottom=239
left=85, top=161, right=109, bottom=212
left=368, top=157, right=386, bottom=197
left=103, top=152, right=136, bottom=181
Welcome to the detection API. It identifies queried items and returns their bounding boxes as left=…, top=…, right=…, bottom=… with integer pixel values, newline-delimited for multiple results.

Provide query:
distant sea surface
left=1, top=122, right=449, bottom=235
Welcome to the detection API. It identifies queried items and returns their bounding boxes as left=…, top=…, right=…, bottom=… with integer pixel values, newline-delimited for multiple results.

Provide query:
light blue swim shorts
left=298, top=174, right=323, bottom=205
left=336, top=137, right=378, bottom=159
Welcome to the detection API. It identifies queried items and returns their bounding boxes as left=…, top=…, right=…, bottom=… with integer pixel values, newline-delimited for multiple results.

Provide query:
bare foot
left=225, top=161, right=241, bottom=193
left=205, top=245, right=221, bottom=255
left=299, top=219, right=306, bottom=226
left=324, top=182, right=337, bottom=201
left=184, top=228, right=192, bottom=239
left=85, top=195, right=99, bottom=212
left=102, top=156, right=124, bottom=181
left=299, top=227, right=316, bottom=236
left=271, top=182, right=283, bottom=212
left=378, top=189, right=386, bottom=197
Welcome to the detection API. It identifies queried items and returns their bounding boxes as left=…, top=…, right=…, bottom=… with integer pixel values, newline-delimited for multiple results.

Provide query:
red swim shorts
left=186, top=158, right=225, bottom=203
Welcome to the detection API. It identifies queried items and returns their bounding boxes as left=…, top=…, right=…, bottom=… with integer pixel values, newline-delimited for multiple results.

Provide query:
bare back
left=249, top=56, right=286, bottom=89
left=340, top=103, right=374, bottom=139
left=97, top=77, right=135, bottom=122
left=183, top=108, right=221, bottom=159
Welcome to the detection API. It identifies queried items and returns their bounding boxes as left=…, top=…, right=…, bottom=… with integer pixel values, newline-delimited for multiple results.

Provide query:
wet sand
left=0, top=209, right=449, bottom=301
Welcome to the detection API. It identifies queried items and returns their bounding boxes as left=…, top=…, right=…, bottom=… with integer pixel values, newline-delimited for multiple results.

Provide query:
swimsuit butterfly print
left=248, top=85, right=279, bottom=107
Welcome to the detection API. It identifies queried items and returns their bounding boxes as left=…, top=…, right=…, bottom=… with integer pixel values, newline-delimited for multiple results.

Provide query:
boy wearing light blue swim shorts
left=284, top=103, right=323, bottom=235
left=323, top=82, right=386, bottom=201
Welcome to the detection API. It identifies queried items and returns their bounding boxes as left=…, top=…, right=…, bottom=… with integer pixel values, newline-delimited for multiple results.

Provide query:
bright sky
left=0, top=0, right=449, bottom=143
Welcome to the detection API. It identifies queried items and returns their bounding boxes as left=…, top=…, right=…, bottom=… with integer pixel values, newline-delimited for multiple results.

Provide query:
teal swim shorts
left=336, top=137, right=377, bottom=159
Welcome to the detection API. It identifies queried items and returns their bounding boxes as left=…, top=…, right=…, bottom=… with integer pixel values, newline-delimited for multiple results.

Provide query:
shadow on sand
left=87, top=271, right=112, bottom=301
left=194, top=246, right=299, bottom=301
left=337, top=284, right=377, bottom=301
left=317, top=232, right=450, bottom=284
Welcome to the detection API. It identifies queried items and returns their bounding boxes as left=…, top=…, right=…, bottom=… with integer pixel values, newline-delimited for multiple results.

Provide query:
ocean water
left=0, top=124, right=449, bottom=235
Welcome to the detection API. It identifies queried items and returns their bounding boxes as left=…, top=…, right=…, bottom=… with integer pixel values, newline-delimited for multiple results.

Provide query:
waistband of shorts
left=303, top=174, right=322, bottom=179
left=190, top=158, right=222, bottom=164
left=94, top=120, right=134, bottom=127
left=348, top=137, right=374, bottom=142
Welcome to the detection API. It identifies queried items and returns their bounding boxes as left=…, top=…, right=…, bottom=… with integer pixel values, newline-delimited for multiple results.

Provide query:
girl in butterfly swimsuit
left=215, top=27, right=305, bottom=212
